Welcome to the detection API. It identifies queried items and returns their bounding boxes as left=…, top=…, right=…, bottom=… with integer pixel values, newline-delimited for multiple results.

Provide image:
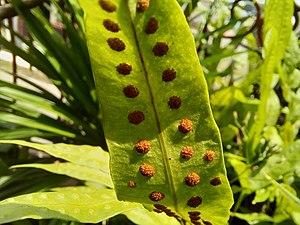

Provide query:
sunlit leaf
left=231, top=212, right=274, bottom=225
left=11, top=163, right=113, bottom=188
left=124, top=207, right=181, bottom=225
left=0, top=187, right=142, bottom=223
left=0, top=140, right=109, bottom=172
left=80, top=0, right=233, bottom=224
left=246, top=0, right=293, bottom=161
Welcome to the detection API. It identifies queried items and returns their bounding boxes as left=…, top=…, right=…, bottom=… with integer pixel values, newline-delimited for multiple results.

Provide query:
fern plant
left=78, top=0, right=233, bottom=224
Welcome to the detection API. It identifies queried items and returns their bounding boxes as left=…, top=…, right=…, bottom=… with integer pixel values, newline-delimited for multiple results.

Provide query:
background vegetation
left=0, top=0, right=299, bottom=224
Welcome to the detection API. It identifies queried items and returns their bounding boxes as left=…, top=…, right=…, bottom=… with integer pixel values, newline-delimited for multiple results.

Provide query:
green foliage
left=201, top=0, right=300, bottom=224
left=80, top=0, right=233, bottom=224
left=230, top=212, right=274, bottom=224
left=0, top=0, right=105, bottom=146
left=245, top=0, right=294, bottom=162
left=0, top=187, right=142, bottom=223
left=0, top=140, right=178, bottom=225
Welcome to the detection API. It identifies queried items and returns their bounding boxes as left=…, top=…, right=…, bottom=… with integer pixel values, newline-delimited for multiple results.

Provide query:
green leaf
left=0, top=170, right=68, bottom=201
left=283, top=32, right=300, bottom=75
left=231, top=212, right=274, bottom=225
left=263, top=0, right=294, bottom=61
left=68, top=0, right=86, bottom=33
left=226, top=153, right=251, bottom=191
left=0, top=187, right=142, bottom=223
left=252, top=186, right=276, bottom=205
left=202, top=50, right=247, bottom=66
left=0, top=113, right=76, bottom=138
left=123, top=207, right=181, bottom=225
left=11, top=163, right=113, bottom=188
left=265, top=90, right=281, bottom=126
left=249, top=141, right=300, bottom=190
left=220, top=125, right=239, bottom=144
left=266, top=178, right=300, bottom=225
left=0, top=128, right=52, bottom=140
left=0, top=140, right=109, bottom=172
left=245, top=0, right=293, bottom=162
left=80, top=0, right=233, bottom=224
left=211, top=86, right=259, bottom=129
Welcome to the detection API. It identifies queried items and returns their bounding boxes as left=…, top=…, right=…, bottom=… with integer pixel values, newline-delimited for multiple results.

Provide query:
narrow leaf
left=0, top=140, right=109, bottom=173
left=0, top=187, right=142, bottom=223
left=0, top=112, right=76, bottom=138
left=0, top=128, right=52, bottom=140
left=11, top=163, right=113, bottom=188
left=80, top=0, right=233, bottom=224
left=0, top=113, right=76, bottom=138
left=246, top=0, right=293, bottom=161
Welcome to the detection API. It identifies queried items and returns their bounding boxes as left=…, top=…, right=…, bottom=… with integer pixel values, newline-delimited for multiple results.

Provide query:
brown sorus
left=181, top=146, right=193, bottom=159
left=135, top=139, right=151, bottom=153
left=137, top=0, right=150, bottom=12
left=145, top=17, right=158, bottom=34
left=203, top=221, right=213, bottom=225
left=149, top=191, right=165, bottom=201
left=178, top=119, right=193, bottom=133
left=123, top=85, right=139, bottom=98
left=210, top=177, right=222, bottom=186
left=116, top=63, right=132, bottom=75
left=153, top=209, right=163, bottom=213
left=103, top=19, right=120, bottom=32
left=107, top=37, right=125, bottom=51
left=164, top=208, right=171, bottom=213
left=139, top=163, right=155, bottom=177
left=168, top=96, right=181, bottom=109
left=190, top=216, right=201, bottom=221
left=187, top=196, right=202, bottom=208
left=165, top=211, right=176, bottom=217
left=154, top=204, right=167, bottom=210
left=188, top=211, right=201, bottom=216
left=153, top=42, right=169, bottom=56
left=204, top=150, right=216, bottom=161
left=99, top=0, right=116, bottom=12
left=128, top=180, right=136, bottom=188
left=162, top=68, right=176, bottom=82
left=185, top=172, right=200, bottom=186
left=128, top=111, right=145, bottom=124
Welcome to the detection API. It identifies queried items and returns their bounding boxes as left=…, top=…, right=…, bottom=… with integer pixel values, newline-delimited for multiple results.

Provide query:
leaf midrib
left=125, top=3, right=178, bottom=211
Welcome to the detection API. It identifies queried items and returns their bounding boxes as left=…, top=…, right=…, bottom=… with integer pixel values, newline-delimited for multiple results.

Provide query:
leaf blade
left=11, top=163, right=113, bottom=188
left=0, top=187, right=142, bottom=223
left=0, top=140, right=109, bottom=172
left=80, top=0, right=233, bottom=224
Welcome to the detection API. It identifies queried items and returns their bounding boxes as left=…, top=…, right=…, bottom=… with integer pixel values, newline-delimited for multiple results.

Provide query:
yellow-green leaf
left=79, top=0, right=233, bottom=224
left=0, top=187, right=141, bottom=223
